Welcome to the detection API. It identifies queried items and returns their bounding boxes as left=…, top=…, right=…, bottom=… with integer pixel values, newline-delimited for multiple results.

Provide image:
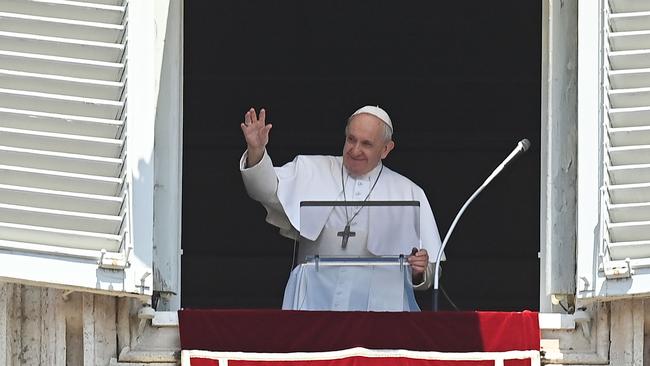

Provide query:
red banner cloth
left=189, top=356, right=524, bottom=366
left=178, top=309, right=540, bottom=353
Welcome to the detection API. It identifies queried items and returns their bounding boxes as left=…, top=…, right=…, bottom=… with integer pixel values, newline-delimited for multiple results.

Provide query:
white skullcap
left=350, top=105, right=393, bottom=132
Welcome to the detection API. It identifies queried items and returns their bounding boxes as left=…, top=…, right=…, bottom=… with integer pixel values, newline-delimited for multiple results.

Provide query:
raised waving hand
left=241, top=108, right=272, bottom=167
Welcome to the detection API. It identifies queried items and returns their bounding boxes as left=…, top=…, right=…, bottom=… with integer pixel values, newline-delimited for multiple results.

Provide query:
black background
left=182, top=1, right=541, bottom=311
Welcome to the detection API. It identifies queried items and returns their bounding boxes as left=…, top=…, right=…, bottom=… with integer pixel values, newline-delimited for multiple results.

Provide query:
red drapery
left=179, top=310, right=540, bottom=366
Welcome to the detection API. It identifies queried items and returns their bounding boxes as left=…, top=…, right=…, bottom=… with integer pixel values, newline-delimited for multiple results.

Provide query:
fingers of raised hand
left=243, top=108, right=268, bottom=127
left=244, top=109, right=253, bottom=125
left=259, top=108, right=266, bottom=125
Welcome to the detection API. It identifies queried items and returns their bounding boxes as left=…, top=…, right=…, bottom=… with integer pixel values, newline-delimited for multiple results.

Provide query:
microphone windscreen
left=519, top=138, right=531, bottom=152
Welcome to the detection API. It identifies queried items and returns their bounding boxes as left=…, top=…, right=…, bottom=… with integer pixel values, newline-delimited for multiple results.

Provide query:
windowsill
left=153, top=311, right=576, bottom=330
left=537, top=312, right=575, bottom=330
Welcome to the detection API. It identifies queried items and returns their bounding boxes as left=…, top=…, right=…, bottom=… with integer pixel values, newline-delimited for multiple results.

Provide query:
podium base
left=282, top=262, right=419, bottom=311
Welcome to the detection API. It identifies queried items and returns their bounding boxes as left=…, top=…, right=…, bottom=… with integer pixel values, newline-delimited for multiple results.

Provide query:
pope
left=239, top=106, right=444, bottom=309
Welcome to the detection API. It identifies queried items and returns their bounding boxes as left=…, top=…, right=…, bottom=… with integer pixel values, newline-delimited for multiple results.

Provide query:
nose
left=349, top=142, right=361, bottom=155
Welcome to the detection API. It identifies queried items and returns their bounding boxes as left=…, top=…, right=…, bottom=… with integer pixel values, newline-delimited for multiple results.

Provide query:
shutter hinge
left=97, top=247, right=132, bottom=270
left=604, top=258, right=632, bottom=279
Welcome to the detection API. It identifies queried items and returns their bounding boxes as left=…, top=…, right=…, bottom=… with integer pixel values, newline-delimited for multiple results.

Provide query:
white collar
left=343, top=162, right=383, bottom=182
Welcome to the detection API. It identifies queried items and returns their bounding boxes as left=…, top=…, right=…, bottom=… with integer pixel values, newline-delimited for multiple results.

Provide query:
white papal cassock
left=240, top=150, right=444, bottom=311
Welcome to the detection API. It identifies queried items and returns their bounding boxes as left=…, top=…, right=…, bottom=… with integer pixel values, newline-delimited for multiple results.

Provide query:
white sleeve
left=240, top=149, right=295, bottom=236
left=412, top=262, right=433, bottom=291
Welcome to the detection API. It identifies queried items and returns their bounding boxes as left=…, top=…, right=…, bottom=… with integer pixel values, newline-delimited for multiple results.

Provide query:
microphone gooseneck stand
left=432, top=139, right=531, bottom=311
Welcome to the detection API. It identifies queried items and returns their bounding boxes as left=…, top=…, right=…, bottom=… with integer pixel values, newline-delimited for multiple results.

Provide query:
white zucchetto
left=350, top=106, right=393, bottom=132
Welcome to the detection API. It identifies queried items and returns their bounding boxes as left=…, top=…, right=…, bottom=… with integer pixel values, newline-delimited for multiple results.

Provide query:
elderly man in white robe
left=239, top=106, right=443, bottom=311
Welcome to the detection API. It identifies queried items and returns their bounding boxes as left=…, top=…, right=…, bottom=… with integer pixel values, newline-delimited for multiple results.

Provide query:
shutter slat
left=608, top=164, right=650, bottom=185
left=0, top=69, right=124, bottom=99
left=0, top=30, right=124, bottom=62
left=609, top=68, right=650, bottom=89
left=0, top=145, right=122, bottom=176
left=609, top=49, right=650, bottom=70
left=609, top=241, right=650, bottom=260
left=0, top=203, right=122, bottom=233
left=609, top=106, right=650, bottom=127
left=0, top=126, right=123, bottom=157
left=610, top=11, right=650, bottom=32
left=609, top=0, right=650, bottom=13
left=0, top=183, right=122, bottom=215
left=0, top=0, right=125, bottom=24
left=608, top=126, right=650, bottom=146
left=609, top=182, right=650, bottom=204
left=608, top=87, right=650, bottom=108
left=0, top=164, right=121, bottom=196
left=0, top=88, right=123, bottom=118
left=609, top=221, right=650, bottom=242
left=0, top=107, right=122, bottom=138
left=0, top=11, right=124, bottom=43
left=609, top=30, right=650, bottom=51
left=0, top=221, right=121, bottom=251
left=608, top=145, right=650, bottom=165
left=0, top=50, right=123, bottom=80
left=73, top=0, right=124, bottom=6
left=609, top=202, right=650, bottom=222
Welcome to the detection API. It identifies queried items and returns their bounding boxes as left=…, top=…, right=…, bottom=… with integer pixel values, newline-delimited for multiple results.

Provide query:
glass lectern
left=282, top=201, right=421, bottom=311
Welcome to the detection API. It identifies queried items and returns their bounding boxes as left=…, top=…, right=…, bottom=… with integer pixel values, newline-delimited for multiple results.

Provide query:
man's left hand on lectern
left=408, top=249, right=429, bottom=275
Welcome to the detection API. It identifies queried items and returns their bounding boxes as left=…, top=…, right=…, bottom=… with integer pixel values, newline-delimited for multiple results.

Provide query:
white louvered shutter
left=580, top=0, right=650, bottom=298
left=0, top=0, right=153, bottom=297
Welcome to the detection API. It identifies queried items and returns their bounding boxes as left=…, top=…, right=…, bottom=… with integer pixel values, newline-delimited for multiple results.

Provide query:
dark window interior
left=182, top=1, right=541, bottom=311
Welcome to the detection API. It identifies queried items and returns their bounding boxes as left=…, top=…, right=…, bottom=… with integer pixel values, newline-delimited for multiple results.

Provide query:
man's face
left=342, top=113, right=395, bottom=177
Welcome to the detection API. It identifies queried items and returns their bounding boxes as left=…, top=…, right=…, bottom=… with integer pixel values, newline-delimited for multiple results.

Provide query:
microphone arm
left=432, top=138, right=531, bottom=311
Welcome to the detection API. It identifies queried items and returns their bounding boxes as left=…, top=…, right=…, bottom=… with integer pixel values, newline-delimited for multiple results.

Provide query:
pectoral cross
left=337, top=224, right=356, bottom=249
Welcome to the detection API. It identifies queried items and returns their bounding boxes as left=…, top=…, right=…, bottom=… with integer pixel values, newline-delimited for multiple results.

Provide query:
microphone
left=432, top=138, right=531, bottom=311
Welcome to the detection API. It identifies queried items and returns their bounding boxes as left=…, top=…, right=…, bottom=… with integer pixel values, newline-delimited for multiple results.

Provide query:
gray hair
left=345, top=116, right=393, bottom=142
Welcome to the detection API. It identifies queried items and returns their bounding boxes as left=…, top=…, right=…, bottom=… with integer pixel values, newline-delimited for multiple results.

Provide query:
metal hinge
left=603, top=258, right=632, bottom=279
left=97, top=247, right=131, bottom=270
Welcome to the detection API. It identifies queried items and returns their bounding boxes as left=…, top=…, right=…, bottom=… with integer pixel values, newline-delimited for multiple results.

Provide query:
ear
left=380, top=140, right=395, bottom=159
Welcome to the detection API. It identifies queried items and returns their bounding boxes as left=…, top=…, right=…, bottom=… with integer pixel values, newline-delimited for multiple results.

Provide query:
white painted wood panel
left=0, top=0, right=155, bottom=297
left=578, top=0, right=650, bottom=299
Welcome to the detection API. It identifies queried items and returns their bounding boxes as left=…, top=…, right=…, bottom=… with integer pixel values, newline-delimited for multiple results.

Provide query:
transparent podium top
left=297, top=200, right=421, bottom=264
